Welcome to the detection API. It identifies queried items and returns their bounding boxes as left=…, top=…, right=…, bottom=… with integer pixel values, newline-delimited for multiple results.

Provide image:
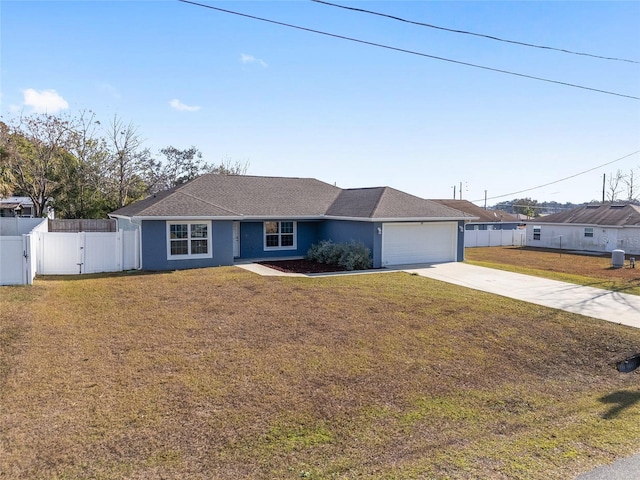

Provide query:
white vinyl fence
left=465, top=229, right=526, bottom=248
left=38, top=230, right=139, bottom=275
left=0, top=236, right=27, bottom=285
left=0, top=218, right=46, bottom=286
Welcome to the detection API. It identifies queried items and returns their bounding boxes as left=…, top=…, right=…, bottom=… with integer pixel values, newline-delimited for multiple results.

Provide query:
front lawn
left=2, top=267, right=640, bottom=479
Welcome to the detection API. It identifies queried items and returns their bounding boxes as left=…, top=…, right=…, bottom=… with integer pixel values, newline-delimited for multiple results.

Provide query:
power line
left=177, top=0, right=640, bottom=101
left=471, top=150, right=640, bottom=202
left=312, top=0, right=640, bottom=65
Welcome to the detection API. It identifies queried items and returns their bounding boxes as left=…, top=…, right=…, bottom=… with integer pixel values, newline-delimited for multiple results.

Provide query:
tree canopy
left=0, top=112, right=249, bottom=218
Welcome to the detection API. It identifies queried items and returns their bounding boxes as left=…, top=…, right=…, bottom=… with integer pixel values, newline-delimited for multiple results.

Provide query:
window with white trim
left=533, top=226, right=541, bottom=241
left=264, top=221, right=296, bottom=250
left=584, top=227, right=594, bottom=238
left=167, top=221, right=212, bottom=259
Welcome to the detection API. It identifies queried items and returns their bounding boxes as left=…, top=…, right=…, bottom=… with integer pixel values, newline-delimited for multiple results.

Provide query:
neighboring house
left=430, top=200, right=520, bottom=231
left=0, top=196, right=35, bottom=218
left=109, top=175, right=476, bottom=271
left=431, top=199, right=525, bottom=248
left=526, top=203, right=640, bottom=254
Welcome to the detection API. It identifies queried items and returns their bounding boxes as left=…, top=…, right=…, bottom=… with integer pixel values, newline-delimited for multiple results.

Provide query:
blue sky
left=2, top=0, right=639, bottom=205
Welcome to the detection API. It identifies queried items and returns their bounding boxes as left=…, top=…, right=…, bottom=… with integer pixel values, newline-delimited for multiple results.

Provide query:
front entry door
left=233, top=222, right=240, bottom=258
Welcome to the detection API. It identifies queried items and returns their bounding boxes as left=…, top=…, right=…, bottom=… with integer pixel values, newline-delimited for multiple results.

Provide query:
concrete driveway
left=403, top=262, right=640, bottom=480
left=241, top=261, right=640, bottom=328
left=402, top=262, right=640, bottom=328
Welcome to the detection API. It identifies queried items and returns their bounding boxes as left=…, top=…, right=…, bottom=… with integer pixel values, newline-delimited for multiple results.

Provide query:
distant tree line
left=491, top=167, right=640, bottom=217
left=0, top=112, right=248, bottom=218
left=492, top=199, right=580, bottom=218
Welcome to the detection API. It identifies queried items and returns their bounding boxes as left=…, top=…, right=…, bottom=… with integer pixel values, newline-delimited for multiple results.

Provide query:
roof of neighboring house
left=535, top=203, right=640, bottom=226
left=0, top=202, right=22, bottom=210
left=430, top=199, right=519, bottom=223
left=327, top=187, right=472, bottom=219
left=0, top=196, right=34, bottom=207
left=111, top=175, right=475, bottom=221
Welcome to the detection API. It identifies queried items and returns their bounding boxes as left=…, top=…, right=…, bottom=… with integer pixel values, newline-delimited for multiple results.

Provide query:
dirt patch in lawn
left=258, top=258, right=350, bottom=274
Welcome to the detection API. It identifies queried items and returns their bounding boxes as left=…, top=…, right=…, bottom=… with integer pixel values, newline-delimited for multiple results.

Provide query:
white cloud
left=240, top=53, right=268, bottom=68
left=169, top=99, right=201, bottom=112
left=22, top=88, right=69, bottom=114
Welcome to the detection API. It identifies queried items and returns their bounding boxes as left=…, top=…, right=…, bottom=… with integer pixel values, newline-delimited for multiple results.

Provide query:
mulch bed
left=257, top=259, right=349, bottom=274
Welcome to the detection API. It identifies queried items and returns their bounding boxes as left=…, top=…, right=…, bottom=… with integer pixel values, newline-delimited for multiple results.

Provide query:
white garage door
left=382, top=222, right=457, bottom=266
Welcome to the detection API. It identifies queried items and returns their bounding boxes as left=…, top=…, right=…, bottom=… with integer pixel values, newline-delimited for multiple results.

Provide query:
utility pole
left=452, top=185, right=456, bottom=199
left=484, top=190, right=487, bottom=209
left=459, top=182, right=463, bottom=200
left=602, top=173, right=605, bottom=203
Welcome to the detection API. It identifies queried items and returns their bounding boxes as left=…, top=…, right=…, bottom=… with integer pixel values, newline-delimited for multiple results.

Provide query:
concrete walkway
left=403, top=262, right=640, bottom=328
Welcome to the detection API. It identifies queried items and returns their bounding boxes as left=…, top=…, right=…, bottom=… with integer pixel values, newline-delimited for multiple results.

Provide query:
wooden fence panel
left=48, top=219, right=116, bottom=232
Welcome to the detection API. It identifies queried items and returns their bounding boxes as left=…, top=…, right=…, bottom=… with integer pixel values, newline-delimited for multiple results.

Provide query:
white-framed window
left=264, top=221, right=296, bottom=250
left=167, top=221, right=212, bottom=260
left=533, top=226, right=541, bottom=240
left=584, top=227, right=594, bottom=238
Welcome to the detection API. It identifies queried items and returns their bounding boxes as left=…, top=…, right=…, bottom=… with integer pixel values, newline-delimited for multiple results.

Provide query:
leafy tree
left=1, top=111, right=252, bottom=218
left=0, top=122, right=15, bottom=198
left=148, top=146, right=208, bottom=193
left=206, top=156, right=249, bottom=176
left=0, top=114, right=76, bottom=217
left=148, top=150, right=250, bottom=193
left=104, top=115, right=148, bottom=208
left=512, top=198, right=538, bottom=218
left=52, top=110, right=112, bottom=218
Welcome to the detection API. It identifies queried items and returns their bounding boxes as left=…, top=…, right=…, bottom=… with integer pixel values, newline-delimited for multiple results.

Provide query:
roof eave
left=324, top=215, right=476, bottom=222
left=125, top=215, right=243, bottom=221
left=532, top=221, right=632, bottom=228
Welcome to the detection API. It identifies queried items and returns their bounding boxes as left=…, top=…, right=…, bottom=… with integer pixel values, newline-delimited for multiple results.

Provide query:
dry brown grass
left=2, top=267, right=640, bottom=479
left=466, top=246, right=640, bottom=296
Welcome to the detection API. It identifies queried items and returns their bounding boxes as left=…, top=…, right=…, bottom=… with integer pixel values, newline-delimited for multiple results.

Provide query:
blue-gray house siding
left=123, top=217, right=465, bottom=271
left=319, top=219, right=382, bottom=268
left=141, top=220, right=234, bottom=271
left=238, top=221, right=321, bottom=259
left=457, top=220, right=465, bottom=261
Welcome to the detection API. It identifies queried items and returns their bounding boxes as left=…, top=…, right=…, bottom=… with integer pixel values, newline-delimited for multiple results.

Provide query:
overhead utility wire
left=312, top=0, right=640, bottom=65
left=471, top=150, right=640, bottom=202
left=178, top=0, right=639, bottom=101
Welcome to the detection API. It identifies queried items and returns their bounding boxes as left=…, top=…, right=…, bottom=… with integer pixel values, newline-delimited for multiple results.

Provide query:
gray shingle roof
left=327, top=188, right=474, bottom=219
left=431, top=199, right=519, bottom=223
left=111, top=175, right=473, bottom=220
left=536, top=203, right=640, bottom=226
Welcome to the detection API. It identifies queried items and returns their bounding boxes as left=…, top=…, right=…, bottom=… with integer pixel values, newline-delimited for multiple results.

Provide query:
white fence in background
left=38, top=230, right=139, bottom=275
left=465, top=229, right=526, bottom=248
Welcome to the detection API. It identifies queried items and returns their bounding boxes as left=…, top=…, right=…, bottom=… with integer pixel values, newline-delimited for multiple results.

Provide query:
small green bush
left=306, top=240, right=372, bottom=271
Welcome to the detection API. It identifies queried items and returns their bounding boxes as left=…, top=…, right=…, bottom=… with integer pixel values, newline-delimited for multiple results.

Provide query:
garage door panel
left=382, top=222, right=456, bottom=266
